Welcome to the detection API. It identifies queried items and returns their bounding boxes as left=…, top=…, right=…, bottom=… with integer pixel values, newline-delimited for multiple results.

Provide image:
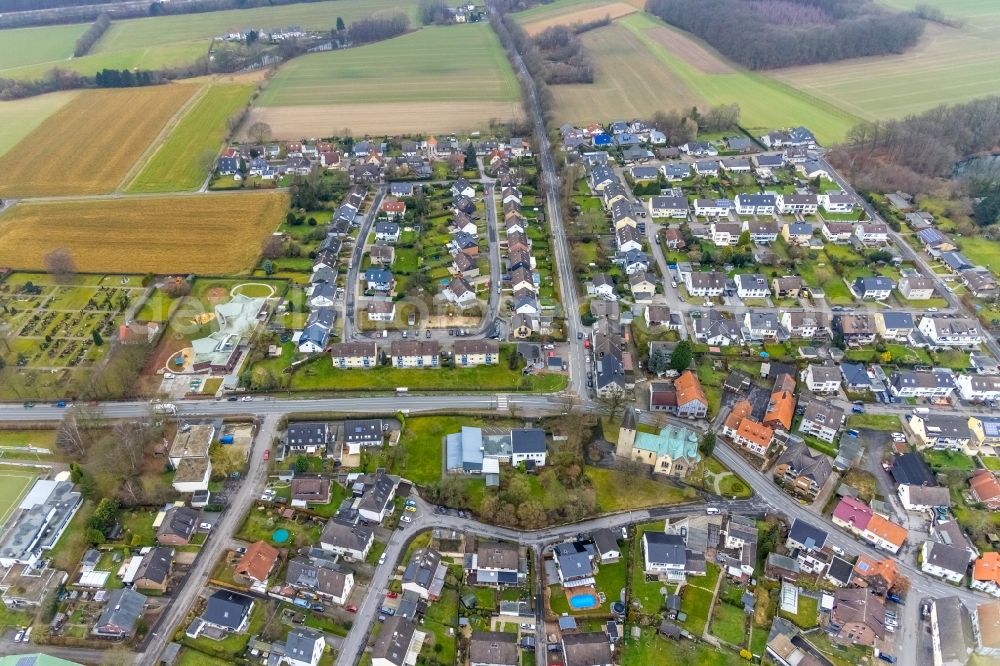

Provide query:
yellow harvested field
left=523, top=2, right=637, bottom=35
left=245, top=101, right=525, bottom=139
left=0, top=85, right=199, bottom=197
left=0, top=192, right=288, bottom=275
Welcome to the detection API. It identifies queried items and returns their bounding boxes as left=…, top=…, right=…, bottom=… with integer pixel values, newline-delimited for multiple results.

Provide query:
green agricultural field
left=128, top=83, right=255, bottom=192
left=257, top=24, right=519, bottom=106
left=0, top=91, right=79, bottom=159
left=771, top=0, right=1000, bottom=119
left=0, top=0, right=417, bottom=80
left=548, top=11, right=859, bottom=144
left=250, top=23, right=523, bottom=136
left=0, top=22, right=86, bottom=75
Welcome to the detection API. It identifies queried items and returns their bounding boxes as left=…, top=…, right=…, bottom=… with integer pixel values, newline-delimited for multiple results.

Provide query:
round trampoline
left=272, top=528, right=290, bottom=544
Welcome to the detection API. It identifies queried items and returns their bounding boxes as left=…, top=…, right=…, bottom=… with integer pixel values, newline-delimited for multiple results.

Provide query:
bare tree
left=56, top=410, right=86, bottom=457
left=597, top=387, right=627, bottom=421
left=248, top=121, right=272, bottom=144
left=43, top=247, right=76, bottom=281
left=261, top=235, right=284, bottom=260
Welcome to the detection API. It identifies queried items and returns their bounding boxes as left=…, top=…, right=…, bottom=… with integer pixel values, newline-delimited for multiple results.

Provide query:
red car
left=345, top=605, right=358, bottom=613
left=385, top=592, right=399, bottom=599
left=263, top=449, right=270, bottom=461
left=583, top=338, right=591, bottom=349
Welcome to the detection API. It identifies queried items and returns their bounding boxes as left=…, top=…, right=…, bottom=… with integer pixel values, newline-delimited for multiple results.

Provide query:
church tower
left=616, top=407, right=638, bottom=458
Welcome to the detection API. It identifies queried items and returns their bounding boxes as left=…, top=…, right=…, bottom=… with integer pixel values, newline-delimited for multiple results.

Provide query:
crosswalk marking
left=496, top=394, right=509, bottom=411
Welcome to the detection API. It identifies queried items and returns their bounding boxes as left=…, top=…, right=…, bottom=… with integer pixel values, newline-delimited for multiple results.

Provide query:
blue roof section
left=840, top=362, right=871, bottom=387
left=446, top=427, right=484, bottom=472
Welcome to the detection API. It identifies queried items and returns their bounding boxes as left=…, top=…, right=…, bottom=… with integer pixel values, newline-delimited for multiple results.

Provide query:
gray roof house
left=93, top=588, right=147, bottom=638
left=786, top=519, right=828, bottom=551
left=402, top=548, right=447, bottom=600
left=202, top=590, right=254, bottom=633
left=470, top=631, right=518, bottom=666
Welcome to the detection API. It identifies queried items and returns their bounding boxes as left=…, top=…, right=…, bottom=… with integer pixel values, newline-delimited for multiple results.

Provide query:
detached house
left=851, top=276, right=894, bottom=300
left=642, top=532, right=687, bottom=581
left=723, top=399, right=774, bottom=457
left=803, top=364, right=841, bottom=393
left=774, top=440, right=832, bottom=498
left=649, top=195, right=688, bottom=219
left=684, top=271, right=726, bottom=297
left=835, top=314, right=878, bottom=346
left=735, top=274, right=771, bottom=299
left=970, top=469, right=1000, bottom=510
left=693, top=199, right=733, bottom=218
left=782, top=311, right=828, bottom=338
left=854, top=223, right=888, bottom=245
left=797, top=401, right=845, bottom=444
left=735, top=193, right=776, bottom=216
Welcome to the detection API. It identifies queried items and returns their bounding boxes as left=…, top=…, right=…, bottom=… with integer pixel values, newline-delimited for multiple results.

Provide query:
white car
left=891, top=432, right=907, bottom=442
left=928, top=307, right=939, bottom=312
left=164, top=372, right=175, bottom=379
left=378, top=552, right=387, bottom=565
left=832, top=545, right=845, bottom=556
left=199, top=522, right=212, bottom=530
left=241, top=395, right=253, bottom=402
left=401, top=515, right=413, bottom=523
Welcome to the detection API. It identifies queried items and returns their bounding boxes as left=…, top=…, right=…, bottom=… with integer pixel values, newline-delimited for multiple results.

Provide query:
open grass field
left=251, top=24, right=522, bottom=136
left=0, top=0, right=417, bottom=81
left=546, top=11, right=859, bottom=143
left=771, top=0, right=1000, bottom=119
left=128, top=83, right=255, bottom=193
left=0, top=467, right=37, bottom=527
left=0, top=191, right=287, bottom=274
left=0, top=22, right=86, bottom=75
left=0, top=85, right=199, bottom=197
left=0, top=91, right=79, bottom=159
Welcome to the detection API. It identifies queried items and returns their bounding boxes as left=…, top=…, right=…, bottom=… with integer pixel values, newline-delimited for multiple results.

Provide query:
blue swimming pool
left=570, top=594, right=596, bottom=609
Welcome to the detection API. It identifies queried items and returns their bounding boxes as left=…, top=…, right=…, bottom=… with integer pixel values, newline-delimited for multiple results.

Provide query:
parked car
left=401, top=515, right=413, bottom=523
left=378, top=553, right=387, bottom=565
left=878, top=654, right=897, bottom=664
left=346, top=605, right=358, bottom=613
left=386, top=591, right=399, bottom=599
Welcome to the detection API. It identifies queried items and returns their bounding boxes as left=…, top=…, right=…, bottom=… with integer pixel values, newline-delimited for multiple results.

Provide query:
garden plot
left=0, top=273, right=147, bottom=399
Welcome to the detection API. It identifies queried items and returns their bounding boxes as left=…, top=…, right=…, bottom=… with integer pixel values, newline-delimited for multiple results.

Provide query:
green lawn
left=422, top=586, right=460, bottom=666
left=982, top=457, right=1000, bottom=472
left=845, top=413, right=900, bottom=431
left=0, top=22, right=85, bottom=74
left=392, top=415, right=518, bottom=486
left=588, top=466, right=689, bottom=512
left=711, top=601, right=748, bottom=646
left=621, top=628, right=747, bottom=666
left=129, top=83, right=255, bottom=192
left=679, top=584, right=715, bottom=636
left=924, top=449, right=976, bottom=472
left=958, top=236, right=1000, bottom=274
left=594, top=558, right=627, bottom=601
left=257, top=24, right=519, bottom=107
left=779, top=593, right=818, bottom=629
left=237, top=508, right=322, bottom=546
left=0, top=467, right=36, bottom=529
left=286, top=347, right=567, bottom=393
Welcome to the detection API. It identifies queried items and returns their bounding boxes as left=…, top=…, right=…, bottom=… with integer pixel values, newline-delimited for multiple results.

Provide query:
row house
left=693, top=198, right=733, bottom=218
left=648, top=195, right=688, bottom=219
left=330, top=341, right=379, bottom=369
left=776, top=193, right=818, bottom=215
left=390, top=341, right=440, bottom=368
left=888, top=369, right=956, bottom=399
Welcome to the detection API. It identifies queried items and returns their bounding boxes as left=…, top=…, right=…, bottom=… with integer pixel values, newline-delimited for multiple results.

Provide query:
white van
left=706, top=507, right=720, bottom=515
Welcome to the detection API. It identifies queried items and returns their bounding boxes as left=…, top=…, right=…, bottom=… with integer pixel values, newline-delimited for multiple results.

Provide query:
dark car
left=227, top=396, right=238, bottom=401
left=311, top=604, right=325, bottom=612
left=887, top=592, right=903, bottom=604
left=878, top=654, right=896, bottom=664
left=23, top=402, right=34, bottom=408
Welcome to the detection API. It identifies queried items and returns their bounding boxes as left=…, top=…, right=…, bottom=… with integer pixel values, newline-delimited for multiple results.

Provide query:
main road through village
left=3, top=10, right=997, bottom=666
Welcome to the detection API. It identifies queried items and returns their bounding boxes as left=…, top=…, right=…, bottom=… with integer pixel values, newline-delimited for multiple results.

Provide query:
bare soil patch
left=245, top=101, right=525, bottom=138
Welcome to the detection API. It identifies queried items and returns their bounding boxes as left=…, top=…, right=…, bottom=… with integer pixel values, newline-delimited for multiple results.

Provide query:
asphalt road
left=142, top=414, right=279, bottom=663
left=343, top=185, right=386, bottom=342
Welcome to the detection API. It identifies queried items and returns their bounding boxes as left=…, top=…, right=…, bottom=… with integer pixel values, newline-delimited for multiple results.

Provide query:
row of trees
left=532, top=25, right=594, bottom=84
left=346, top=11, right=409, bottom=46
left=830, top=96, right=1000, bottom=227
left=73, top=13, right=110, bottom=57
left=94, top=68, right=160, bottom=88
left=645, top=0, right=924, bottom=70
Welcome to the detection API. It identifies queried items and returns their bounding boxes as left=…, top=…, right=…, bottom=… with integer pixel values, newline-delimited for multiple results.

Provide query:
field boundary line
left=0, top=469, right=37, bottom=528
left=117, top=83, right=209, bottom=193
